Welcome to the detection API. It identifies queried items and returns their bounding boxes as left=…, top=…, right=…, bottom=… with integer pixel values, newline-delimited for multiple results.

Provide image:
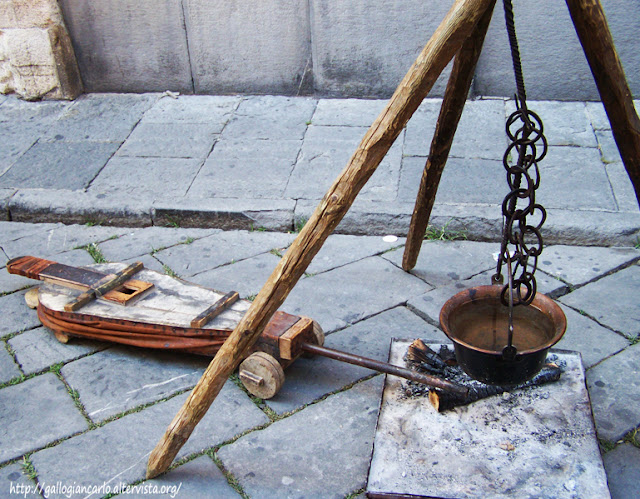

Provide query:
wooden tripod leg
left=566, top=0, right=640, bottom=208
left=402, top=1, right=496, bottom=271
left=146, top=0, right=495, bottom=479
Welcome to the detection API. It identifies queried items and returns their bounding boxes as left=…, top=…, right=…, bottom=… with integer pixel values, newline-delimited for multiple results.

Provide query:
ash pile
left=403, top=339, right=564, bottom=412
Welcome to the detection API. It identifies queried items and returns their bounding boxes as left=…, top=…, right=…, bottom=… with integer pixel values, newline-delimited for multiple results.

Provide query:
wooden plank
left=146, top=0, right=495, bottom=479
left=402, top=0, right=496, bottom=271
left=278, top=317, right=314, bottom=360
left=190, top=291, right=240, bottom=328
left=64, top=262, right=144, bottom=311
left=565, top=0, right=640, bottom=208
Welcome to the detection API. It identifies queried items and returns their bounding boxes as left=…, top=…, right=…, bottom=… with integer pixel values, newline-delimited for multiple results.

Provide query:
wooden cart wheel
left=24, top=287, right=39, bottom=309
left=239, top=352, right=285, bottom=400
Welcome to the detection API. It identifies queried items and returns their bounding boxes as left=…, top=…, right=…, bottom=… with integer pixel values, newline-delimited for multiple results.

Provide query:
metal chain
left=493, top=0, right=548, bottom=310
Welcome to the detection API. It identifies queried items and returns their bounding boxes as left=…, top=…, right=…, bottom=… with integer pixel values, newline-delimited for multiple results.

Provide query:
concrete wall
left=58, top=0, right=639, bottom=100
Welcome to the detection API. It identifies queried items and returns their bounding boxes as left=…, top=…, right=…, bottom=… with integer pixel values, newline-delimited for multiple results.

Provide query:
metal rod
left=301, top=343, right=469, bottom=397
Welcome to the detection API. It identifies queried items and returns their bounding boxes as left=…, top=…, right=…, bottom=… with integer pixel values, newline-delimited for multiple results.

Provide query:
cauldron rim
left=439, top=285, right=567, bottom=357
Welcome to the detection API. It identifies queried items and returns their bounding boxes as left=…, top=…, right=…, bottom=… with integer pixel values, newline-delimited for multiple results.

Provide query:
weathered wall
left=56, top=0, right=640, bottom=100
left=0, top=0, right=81, bottom=99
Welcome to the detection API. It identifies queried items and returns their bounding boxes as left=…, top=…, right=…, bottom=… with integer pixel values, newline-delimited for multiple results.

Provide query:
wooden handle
left=146, top=0, right=495, bottom=479
left=6, top=256, right=55, bottom=280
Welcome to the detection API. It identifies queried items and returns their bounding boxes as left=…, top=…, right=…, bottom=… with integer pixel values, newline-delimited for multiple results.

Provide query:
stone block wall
left=7, top=0, right=640, bottom=100
left=0, top=0, right=82, bottom=100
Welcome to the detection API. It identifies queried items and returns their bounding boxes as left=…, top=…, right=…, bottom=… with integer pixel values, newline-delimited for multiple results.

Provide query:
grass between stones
left=424, top=220, right=467, bottom=241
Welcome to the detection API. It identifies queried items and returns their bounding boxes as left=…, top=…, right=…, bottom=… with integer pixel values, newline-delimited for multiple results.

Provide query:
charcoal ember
left=403, top=341, right=563, bottom=412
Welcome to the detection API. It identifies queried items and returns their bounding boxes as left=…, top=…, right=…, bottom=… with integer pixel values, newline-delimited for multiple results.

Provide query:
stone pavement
left=0, top=93, right=639, bottom=498
left=0, top=220, right=638, bottom=498
left=0, top=93, right=639, bottom=245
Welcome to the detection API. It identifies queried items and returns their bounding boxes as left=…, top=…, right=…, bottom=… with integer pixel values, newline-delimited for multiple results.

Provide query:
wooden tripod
left=146, top=0, right=640, bottom=478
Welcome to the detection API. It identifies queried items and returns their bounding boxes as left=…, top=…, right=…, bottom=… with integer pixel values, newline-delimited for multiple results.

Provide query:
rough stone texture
left=285, top=125, right=403, bottom=201
left=97, top=226, right=220, bottom=262
left=0, top=462, right=41, bottom=498
left=510, top=100, right=597, bottom=147
left=126, top=456, right=240, bottom=498
left=188, top=138, right=302, bottom=199
left=30, top=383, right=268, bottom=498
left=0, top=1, right=82, bottom=100
left=560, top=264, right=640, bottom=336
left=184, top=0, right=312, bottom=95
left=606, top=162, right=640, bottom=213
left=88, top=156, right=202, bottom=200
left=368, top=343, right=609, bottom=498
left=8, top=189, right=153, bottom=227
left=0, top=140, right=120, bottom=189
left=0, top=289, right=40, bottom=337
left=603, top=443, right=640, bottom=499
left=43, top=93, right=158, bottom=142
left=154, top=230, right=294, bottom=278
left=587, top=343, right=640, bottom=441
left=221, top=96, right=316, bottom=141
left=59, top=0, right=192, bottom=93
left=399, top=155, right=507, bottom=206
left=219, top=376, right=384, bottom=499
left=475, top=0, right=640, bottom=100
left=0, top=372, right=88, bottom=462
left=382, top=240, right=496, bottom=287
left=141, top=95, right=240, bottom=125
left=535, top=245, right=639, bottom=287
left=310, top=0, right=452, bottom=98
left=0, top=346, right=21, bottom=384
left=265, top=306, right=441, bottom=415
left=312, top=98, right=387, bottom=126
left=117, top=122, right=219, bottom=159
left=9, top=326, right=102, bottom=375
left=0, top=222, right=129, bottom=259
left=191, top=252, right=281, bottom=299
left=153, top=198, right=295, bottom=232
left=61, top=346, right=210, bottom=421
left=281, top=256, right=432, bottom=333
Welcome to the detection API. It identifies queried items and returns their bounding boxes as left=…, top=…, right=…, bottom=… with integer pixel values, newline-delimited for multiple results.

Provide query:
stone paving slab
left=154, top=230, right=295, bottom=277
left=188, top=138, right=302, bottom=199
left=0, top=373, right=88, bottom=462
left=61, top=346, right=210, bottom=422
left=602, top=443, right=640, bottom=499
left=9, top=327, right=103, bottom=376
left=97, top=226, right=220, bottom=262
left=560, top=263, right=640, bottom=337
left=41, top=93, right=158, bottom=143
left=265, top=306, right=442, bottom=415
left=191, top=252, right=281, bottom=299
left=0, top=462, right=41, bottom=498
left=140, top=95, right=240, bottom=126
left=381, top=240, right=497, bottom=287
left=88, top=156, right=203, bottom=199
left=30, top=382, right=268, bottom=499
left=0, top=222, right=129, bottom=259
left=125, top=456, right=240, bottom=498
left=0, top=347, right=21, bottom=384
left=535, top=245, right=639, bottom=287
left=117, top=122, right=219, bottom=159
left=0, top=290, right=41, bottom=338
left=152, top=197, right=296, bottom=232
left=281, top=256, right=432, bottom=333
left=218, top=376, right=384, bottom=499
left=0, top=141, right=121, bottom=190
left=222, top=96, right=316, bottom=141
left=606, top=162, right=640, bottom=213
left=311, top=98, right=387, bottom=127
left=586, top=343, right=640, bottom=442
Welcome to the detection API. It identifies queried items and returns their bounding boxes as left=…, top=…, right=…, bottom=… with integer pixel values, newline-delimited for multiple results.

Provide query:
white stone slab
left=367, top=340, right=609, bottom=498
